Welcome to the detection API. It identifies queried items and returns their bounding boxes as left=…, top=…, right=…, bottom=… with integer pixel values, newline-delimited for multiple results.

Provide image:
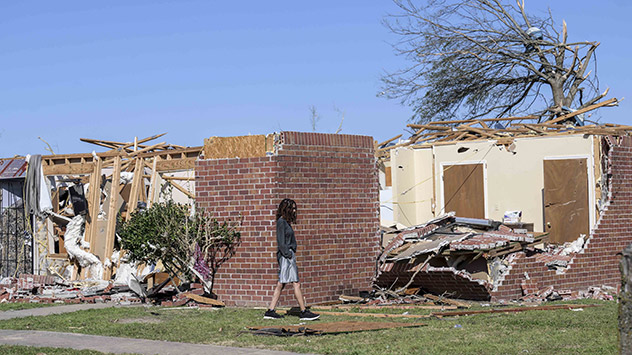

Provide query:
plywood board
left=92, top=220, right=109, bottom=263
left=443, top=164, right=485, bottom=218
left=203, top=134, right=273, bottom=159
left=543, top=158, right=589, bottom=244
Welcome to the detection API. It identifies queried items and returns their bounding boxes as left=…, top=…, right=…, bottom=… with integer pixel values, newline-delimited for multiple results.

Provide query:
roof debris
left=376, top=98, right=624, bottom=158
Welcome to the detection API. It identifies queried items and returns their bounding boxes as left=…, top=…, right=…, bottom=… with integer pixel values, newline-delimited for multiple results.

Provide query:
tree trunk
left=619, top=243, right=632, bottom=353
left=549, top=81, right=565, bottom=112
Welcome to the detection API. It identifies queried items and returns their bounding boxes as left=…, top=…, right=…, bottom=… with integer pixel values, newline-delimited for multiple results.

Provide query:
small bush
left=119, top=201, right=241, bottom=293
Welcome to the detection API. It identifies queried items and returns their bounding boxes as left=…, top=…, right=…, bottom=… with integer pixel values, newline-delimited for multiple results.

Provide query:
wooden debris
left=423, top=294, right=471, bottom=309
left=378, top=98, right=623, bottom=159
left=430, top=303, right=599, bottom=317
left=310, top=311, right=432, bottom=319
left=249, top=321, right=426, bottom=336
left=339, top=294, right=365, bottom=303
left=313, top=304, right=456, bottom=310
left=181, top=292, right=225, bottom=307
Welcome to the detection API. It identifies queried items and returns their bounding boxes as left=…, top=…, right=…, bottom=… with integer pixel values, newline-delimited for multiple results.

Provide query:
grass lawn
left=0, top=302, right=58, bottom=312
left=0, top=345, right=110, bottom=354
left=0, top=299, right=618, bottom=355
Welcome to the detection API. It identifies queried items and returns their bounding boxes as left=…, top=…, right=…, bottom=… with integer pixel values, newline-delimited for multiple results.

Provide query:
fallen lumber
left=249, top=321, right=426, bottom=336
left=312, top=311, right=432, bottom=319
left=181, top=293, right=225, bottom=307
left=423, top=294, right=471, bottom=309
left=313, top=304, right=456, bottom=310
left=431, top=303, right=599, bottom=317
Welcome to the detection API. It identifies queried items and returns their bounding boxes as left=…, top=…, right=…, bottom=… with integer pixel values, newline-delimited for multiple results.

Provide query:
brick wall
left=491, top=136, right=632, bottom=300
left=195, top=132, right=380, bottom=306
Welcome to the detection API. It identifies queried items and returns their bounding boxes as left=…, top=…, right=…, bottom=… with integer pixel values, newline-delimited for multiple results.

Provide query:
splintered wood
left=377, top=98, right=624, bottom=158
left=39, top=133, right=202, bottom=282
left=249, top=321, right=426, bottom=336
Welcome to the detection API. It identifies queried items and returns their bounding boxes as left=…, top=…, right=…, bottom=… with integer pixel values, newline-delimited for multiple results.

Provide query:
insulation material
left=119, top=172, right=134, bottom=185
left=203, top=134, right=274, bottom=159
left=63, top=215, right=103, bottom=279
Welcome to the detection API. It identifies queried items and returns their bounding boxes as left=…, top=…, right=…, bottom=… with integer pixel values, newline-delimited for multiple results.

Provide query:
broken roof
left=376, top=98, right=626, bottom=158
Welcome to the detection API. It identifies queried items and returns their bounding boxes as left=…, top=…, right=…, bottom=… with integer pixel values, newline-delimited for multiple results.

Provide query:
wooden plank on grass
left=182, top=293, right=225, bottom=306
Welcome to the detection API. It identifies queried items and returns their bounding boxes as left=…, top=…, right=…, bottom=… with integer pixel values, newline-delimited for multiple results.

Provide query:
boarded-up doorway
left=543, top=158, right=589, bottom=244
left=443, top=163, right=485, bottom=219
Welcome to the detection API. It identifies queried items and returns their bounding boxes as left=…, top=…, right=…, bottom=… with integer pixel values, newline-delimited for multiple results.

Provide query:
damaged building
left=378, top=102, right=631, bottom=301
left=0, top=131, right=380, bottom=307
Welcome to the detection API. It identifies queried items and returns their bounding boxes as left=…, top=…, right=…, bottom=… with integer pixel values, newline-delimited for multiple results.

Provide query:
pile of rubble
left=0, top=273, right=224, bottom=308
left=374, top=213, right=585, bottom=301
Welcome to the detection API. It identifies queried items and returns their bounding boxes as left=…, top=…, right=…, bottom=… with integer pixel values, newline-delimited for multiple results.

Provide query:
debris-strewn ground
left=0, top=273, right=224, bottom=310
left=375, top=214, right=615, bottom=303
left=0, top=300, right=617, bottom=355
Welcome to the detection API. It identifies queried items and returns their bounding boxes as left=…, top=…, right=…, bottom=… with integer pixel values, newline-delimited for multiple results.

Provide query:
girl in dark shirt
left=264, top=198, right=319, bottom=320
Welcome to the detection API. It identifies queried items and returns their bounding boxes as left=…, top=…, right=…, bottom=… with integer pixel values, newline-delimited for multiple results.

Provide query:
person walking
left=264, top=198, right=320, bottom=321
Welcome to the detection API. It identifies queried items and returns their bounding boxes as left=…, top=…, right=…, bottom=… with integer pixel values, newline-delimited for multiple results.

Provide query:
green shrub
left=118, top=201, right=241, bottom=293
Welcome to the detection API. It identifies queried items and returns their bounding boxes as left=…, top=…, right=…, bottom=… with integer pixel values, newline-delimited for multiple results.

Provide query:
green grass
left=0, top=302, right=57, bottom=312
left=0, top=345, right=111, bottom=354
left=0, top=300, right=618, bottom=355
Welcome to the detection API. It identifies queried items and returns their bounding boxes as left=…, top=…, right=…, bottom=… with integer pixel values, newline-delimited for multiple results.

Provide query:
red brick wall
left=195, top=132, right=380, bottom=306
left=491, top=136, right=632, bottom=300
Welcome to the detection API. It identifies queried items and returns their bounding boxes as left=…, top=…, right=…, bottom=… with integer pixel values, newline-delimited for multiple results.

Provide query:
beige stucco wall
left=391, top=146, right=434, bottom=227
left=391, top=135, right=596, bottom=231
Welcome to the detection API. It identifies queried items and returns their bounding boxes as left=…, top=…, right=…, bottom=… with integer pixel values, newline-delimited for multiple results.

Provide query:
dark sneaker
left=263, top=309, right=283, bottom=319
left=299, top=309, right=320, bottom=321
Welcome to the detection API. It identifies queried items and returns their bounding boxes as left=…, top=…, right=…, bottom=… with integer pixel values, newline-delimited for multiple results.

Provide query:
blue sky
left=1, top=1, right=631, bottom=157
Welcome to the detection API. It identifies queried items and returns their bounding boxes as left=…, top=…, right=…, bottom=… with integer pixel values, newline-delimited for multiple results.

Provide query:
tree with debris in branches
left=380, top=0, right=608, bottom=123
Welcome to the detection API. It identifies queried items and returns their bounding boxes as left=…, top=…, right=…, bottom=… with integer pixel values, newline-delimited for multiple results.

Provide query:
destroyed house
left=0, top=131, right=380, bottom=307
left=377, top=102, right=632, bottom=301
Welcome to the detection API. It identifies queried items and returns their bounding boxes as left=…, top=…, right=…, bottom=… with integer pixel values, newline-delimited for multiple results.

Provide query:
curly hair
left=276, top=198, right=297, bottom=224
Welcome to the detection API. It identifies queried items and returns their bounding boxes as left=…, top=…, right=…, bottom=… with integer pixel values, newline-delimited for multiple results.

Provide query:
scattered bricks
left=64, top=298, right=81, bottom=304
left=161, top=301, right=174, bottom=307
left=17, top=277, right=34, bottom=291
left=521, top=279, right=539, bottom=296
left=557, top=289, right=572, bottom=296
left=80, top=296, right=98, bottom=303
left=188, top=288, right=205, bottom=296
left=537, top=286, right=554, bottom=299
left=172, top=298, right=190, bottom=307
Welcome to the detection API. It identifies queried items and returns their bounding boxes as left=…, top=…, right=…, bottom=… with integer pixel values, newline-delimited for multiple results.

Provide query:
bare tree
left=381, top=0, right=606, bottom=123
left=309, top=105, right=320, bottom=131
